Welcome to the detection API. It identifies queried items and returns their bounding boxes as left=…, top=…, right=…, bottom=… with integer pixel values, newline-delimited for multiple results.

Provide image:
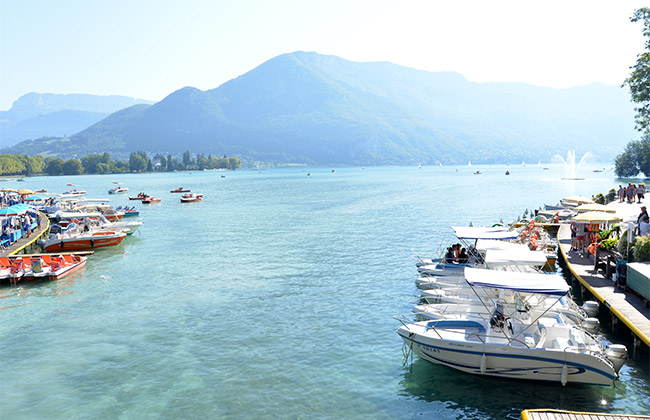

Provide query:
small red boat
left=180, top=193, right=203, bottom=203
left=170, top=187, right=190, bottom=193
left=142, top=196, right=161, bottom=204
left=129, top=192, right=148, bottom=201
left=0, top=254, right=87, bottom=285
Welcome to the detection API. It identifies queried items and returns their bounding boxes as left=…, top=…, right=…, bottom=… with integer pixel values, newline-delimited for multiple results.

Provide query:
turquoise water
left=1, top=164, right=648, bottom=419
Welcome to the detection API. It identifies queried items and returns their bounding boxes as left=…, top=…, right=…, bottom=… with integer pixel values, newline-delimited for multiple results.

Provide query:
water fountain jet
left=553, top=150, right=592, bottom=180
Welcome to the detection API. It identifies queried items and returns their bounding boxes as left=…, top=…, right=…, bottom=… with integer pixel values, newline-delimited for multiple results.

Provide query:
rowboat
left=170, top=187, right=190, bottom=193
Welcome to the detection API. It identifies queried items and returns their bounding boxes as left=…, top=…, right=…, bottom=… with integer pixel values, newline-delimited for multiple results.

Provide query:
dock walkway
left=557, top=199, right=650, bottom=349
left=522, top=409, right=650, bottom=419
left=1, top=212, right=49, bottom=256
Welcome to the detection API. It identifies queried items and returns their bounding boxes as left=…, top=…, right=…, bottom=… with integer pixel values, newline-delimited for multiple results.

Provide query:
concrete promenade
left=557, top=197, right=650, bottom=352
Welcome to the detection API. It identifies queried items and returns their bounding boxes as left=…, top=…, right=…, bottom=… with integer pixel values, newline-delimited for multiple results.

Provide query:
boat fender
left=60, top=240, right=64, bottom=249
left=561, top=364, right=568, bottom=386
left=480, top=354, right=487, bottom=374
left=90, top=238, right=94, bottom=248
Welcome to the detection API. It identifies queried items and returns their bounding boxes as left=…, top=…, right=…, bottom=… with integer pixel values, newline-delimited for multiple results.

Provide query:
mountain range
left=0, top=93, right=153, bottom=147
left=2, top=52, right=638, bottom=164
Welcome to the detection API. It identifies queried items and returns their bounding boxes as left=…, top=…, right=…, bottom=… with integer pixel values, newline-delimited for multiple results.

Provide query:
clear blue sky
left=0, top=0, right=646, bottom=110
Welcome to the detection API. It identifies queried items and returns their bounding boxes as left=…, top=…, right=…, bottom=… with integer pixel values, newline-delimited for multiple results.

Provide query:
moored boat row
left=397, top=225, right=628, bottom=386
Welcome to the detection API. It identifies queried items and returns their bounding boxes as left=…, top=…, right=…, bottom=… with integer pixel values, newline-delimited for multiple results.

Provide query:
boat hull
left=397, top=325, right=616, bottom=386
left=42, top=233, right=126, bottom=252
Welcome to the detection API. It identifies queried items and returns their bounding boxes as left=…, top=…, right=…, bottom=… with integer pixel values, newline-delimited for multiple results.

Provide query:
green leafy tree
left=227, top=156, right=242, bottom=170
left=129, top=152, right=147, bottom=172
left=0, top=155, right=27, bottom=175
left=182, top=150, right=193, bottom=169
left=624, top=8, right=650, bottom=133
left=614, top=136, right=650, bottom=177
left=63, top=159, right=83, bottom=175
left=96, top=162, right=110, bottom=174
left=44, top=158, right=65, bottom=176
left=158, top=155, right=167, bottom=171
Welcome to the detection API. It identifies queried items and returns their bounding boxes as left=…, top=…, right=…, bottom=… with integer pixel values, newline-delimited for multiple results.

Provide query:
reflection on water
left=0, top=268, right=86, bottom=306
left=399, top=358, right=634, bottom=418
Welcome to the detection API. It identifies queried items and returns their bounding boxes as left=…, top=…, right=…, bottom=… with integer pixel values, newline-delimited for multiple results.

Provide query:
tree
left=227, top=156, right=242, bottom=170
left=182, top=150, right=192, bottom=169
left=158, top=155, right=167, bottom=171
left=96, top=162, right=110, bottom=174
left=615, top=135, right=650, bottom=177
left=63, top=159, right=83, bottom=175
left=129, top=152, right=147, bottom=172
left=44, top=158, right=65, bottom=176
left=624, top=8, right=650, bottom=133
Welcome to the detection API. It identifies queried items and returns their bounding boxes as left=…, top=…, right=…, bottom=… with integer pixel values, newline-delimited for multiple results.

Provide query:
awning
left=476, top=239, right=527, bottom=252
left=573, top=211, right=622, bottom=223
left=484, top=249, right=548, bottom=267
left=451, top=226, right=518, bottom=240
left=562, top=195, right=594, bottom=204
left=464, top=267, right=570, bottom=295
left=574, top=203, right=616, bottom=213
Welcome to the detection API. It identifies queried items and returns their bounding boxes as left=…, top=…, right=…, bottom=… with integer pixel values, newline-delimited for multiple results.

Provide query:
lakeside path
left=557, top=198, right=650, bottom=349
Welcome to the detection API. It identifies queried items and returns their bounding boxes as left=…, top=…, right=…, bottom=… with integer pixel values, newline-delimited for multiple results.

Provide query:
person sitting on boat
left=443, top=247, right=456, bottom=263
left=458, top=247, right=469, bottom=264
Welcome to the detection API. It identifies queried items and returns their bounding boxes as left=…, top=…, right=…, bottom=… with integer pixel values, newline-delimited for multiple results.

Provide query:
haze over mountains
left=0, top=93, right=153, bottom=147
left=2, top=52, right=637, bottom=164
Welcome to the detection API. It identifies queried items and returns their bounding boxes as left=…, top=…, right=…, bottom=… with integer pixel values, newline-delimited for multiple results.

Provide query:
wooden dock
left=1, top=211, right=50, bottom=256
left=522, top=409, right=650, bottom=419
left=557, top=200, right=650, bottom=353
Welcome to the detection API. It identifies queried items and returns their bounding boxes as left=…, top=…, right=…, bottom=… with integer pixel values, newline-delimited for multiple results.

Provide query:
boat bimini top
left=464, top=267, right=570, bottom=296
left=451, top=226, right=519, bottom=241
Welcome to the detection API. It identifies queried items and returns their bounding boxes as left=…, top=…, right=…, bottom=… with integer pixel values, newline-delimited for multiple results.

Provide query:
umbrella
left=573, top=211, right=622, bottom=223
left=17, top=189, right=35, bottom=195
left=0, top=188, right=18, bottom=192
left=574, top=203, right=616, bottom=213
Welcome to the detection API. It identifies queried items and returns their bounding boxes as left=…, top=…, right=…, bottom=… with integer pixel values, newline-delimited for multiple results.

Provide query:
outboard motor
left=605, top=344, right=628, bottom=373
left=582, top=301, right=599, bottom=318
left=581, top=317, right=600, bottom=334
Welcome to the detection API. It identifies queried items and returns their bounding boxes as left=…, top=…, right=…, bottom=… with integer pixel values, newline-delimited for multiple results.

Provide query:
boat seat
left=62, top=254, right=74, bottom=264
left=41, top=255, right=53, bottom=264
left=554, top=336, right=573, bottom=349
left=0, top=257, right=10, bottom=268
left=524, top=333, right=536, bottom=347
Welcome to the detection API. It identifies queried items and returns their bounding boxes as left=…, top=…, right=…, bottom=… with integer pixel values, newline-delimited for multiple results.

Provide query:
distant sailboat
left=418, top=163, right=421, bottom=169
left=522, top=161, right=526, bottom=167
left=468, top=161, right=472, bottom=167
left=538, top=160, right=541, bottom=167
left=439, top=162, right=442, bottom=167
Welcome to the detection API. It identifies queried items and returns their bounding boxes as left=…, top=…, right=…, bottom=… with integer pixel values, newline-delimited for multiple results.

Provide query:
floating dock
left=522, top=409, right=650, bottom=419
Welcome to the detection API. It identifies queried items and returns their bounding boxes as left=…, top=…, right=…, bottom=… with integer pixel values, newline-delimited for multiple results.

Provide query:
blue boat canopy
left=451, top=226, right=518, bottom=240
left=464, top=267, right=570, bottom=295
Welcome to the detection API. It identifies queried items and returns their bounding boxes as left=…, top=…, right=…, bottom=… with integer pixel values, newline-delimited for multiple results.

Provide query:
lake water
left=1, top=164, right=649, bottom=419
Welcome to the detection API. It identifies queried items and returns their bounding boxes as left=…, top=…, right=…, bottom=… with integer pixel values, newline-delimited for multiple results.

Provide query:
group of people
left=569, top=221, right=588, bottom=255
left=617, top=183, right=645, bottom=203
left=444, top=243, right=469, bottom=264
left=1, top=212, right=41, bottom=251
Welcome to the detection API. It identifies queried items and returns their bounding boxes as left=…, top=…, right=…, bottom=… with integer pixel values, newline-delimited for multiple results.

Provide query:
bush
left=617, top=230, right=636, bottom=260
left=634, top=235, right=650, bottom=261
left=594, top=193, right=606, bottom=205
left=607, top=188, right=616, bottom=202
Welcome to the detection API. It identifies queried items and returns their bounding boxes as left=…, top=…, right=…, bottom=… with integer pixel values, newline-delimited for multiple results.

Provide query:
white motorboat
left=397, top=267, right=627, bottom=386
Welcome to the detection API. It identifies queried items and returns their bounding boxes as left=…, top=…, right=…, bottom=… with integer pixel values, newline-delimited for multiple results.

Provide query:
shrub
left=634, top=235, right=650, bottom=261
left=617, top=230, right=636, bottom=260
left=607, top=188, right=616, bottom=202
left=594, top=193, right=606, bottom=205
